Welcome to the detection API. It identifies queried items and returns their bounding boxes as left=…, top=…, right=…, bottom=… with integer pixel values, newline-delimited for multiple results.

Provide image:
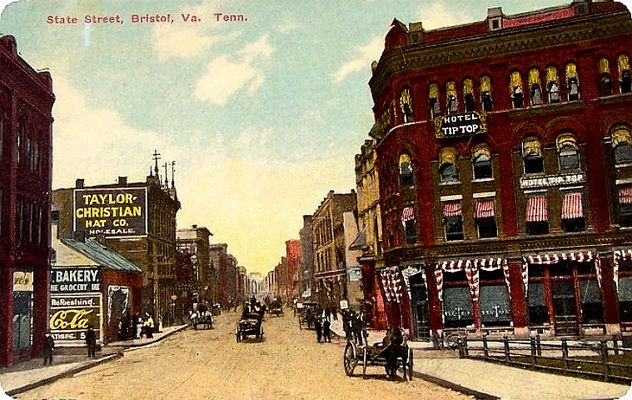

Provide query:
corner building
left=370, top=0, right=632, bottom=340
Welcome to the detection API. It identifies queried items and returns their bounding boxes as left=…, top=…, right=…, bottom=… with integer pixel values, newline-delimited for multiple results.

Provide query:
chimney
left=76, top=178, right=85, bottom=188
left=118, top=176, right=127, bottom=185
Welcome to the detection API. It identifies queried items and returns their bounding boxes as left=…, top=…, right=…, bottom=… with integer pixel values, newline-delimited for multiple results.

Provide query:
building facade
left=285, top=239, right=300, bottom=301
left=352, top=139, right=388, bottom=328
left=0, top=35, right=55, bottom=366
left=176, top=224, right=213, bottom=313
left=312, top=190, right=358, bottom=312
left=369, top=0, right=632, bottom=340
left=299, top=215, right=315, bottom=300
left=53, top=172, right=180, bottom=327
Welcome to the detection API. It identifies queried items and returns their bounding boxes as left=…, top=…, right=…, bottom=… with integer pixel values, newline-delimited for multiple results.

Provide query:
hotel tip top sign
left=435, top=111, right=487, bottom=138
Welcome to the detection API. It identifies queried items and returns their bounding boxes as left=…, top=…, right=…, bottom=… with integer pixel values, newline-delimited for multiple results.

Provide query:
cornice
left=370, top=12, right=632, bottom=98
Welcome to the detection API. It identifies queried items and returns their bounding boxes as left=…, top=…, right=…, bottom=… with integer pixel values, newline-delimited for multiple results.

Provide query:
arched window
left=446, top=81, right=458, bottom=114
left=612, top=126, right=632, bottom=164
left=522, top=136, right=544, bottom=174
left=439, top=148, right=459, bottom=183
left=429, top=84, right=441, bottom=119
left=510, top=71, right=524, bottom=109
left=618, top=55, right=631, bottom=93
left=472, top=144, right=492, bottom=180
left=400, top=88, right=414, bottom=123
left=399, top=153, right=414, bottom=188
left=556, top=133, right=580, bottom=171
left=566, top=63, right=580, bottom=101
left=463, top=79, right=475, bottom=112
left=546, top=65, right=561, bottom=103
left=480, top=76, right=493, bottom=111
left=599, top=58, right=613, bottom=96
left=528, top=68, right=543, bottom=106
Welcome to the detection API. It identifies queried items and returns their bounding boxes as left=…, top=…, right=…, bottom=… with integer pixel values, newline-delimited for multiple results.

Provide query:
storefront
left=12, top=271, right=34, bottom=356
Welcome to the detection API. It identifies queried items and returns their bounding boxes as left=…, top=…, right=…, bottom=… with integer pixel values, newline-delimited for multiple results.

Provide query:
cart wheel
left=362, top=346, right=368, bottom=379
left=235, top=328, right=241, bottom=342
left=343, top=341, right=357, bottom=376
left=407, top=348, right=414, bottom=381
left=446, top=333, right=461, bottom=350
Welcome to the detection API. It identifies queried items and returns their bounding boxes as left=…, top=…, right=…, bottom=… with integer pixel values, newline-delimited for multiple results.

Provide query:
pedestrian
left=342, top=311, right=351, bottom=341
left=352, top=312, right=363, bottom=345
left=323, top=318, right=331, bottom=343
left=324, top=307, right=331, bottom=322
left=86, top=325, right=97, bottom=357
left=135, top=314, right=143, bottom=339
left=143, top=312, right=155, bottom=339
left=314, top=317, right=322, bottom=343
left=43, top=331, right=54, bottom=365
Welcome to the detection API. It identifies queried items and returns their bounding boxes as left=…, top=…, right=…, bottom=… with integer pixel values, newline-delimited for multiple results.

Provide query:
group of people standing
left=342, top=310, right=368, bottom=346
left=118, top=311, right=155, bottom=340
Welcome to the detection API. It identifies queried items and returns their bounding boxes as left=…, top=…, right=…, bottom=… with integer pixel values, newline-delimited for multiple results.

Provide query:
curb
left=411, top=370, right=500, bottom=400
left=123, top=324, right=189, bottom=349
left=5, top=353, right=123, bottom=397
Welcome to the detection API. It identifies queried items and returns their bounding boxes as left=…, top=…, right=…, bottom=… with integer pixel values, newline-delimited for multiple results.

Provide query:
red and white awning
left=561, top=192, right=583, bottom=219
left=525, top=195, right=548, bottom=222
left=436, top=258, right=507, bottom=302
left=475, top=199, right=495, bottom=219
left=442, top=201, right=462, bottom=217
left=614, top=249, right=632, bottom=293
left=523, top=251, right=601, bottom=294
left=620, top=186, right=632, bottom=205
left=380, top=266, right=403, bottom=304
left=401, top=206, right=415, bottom=226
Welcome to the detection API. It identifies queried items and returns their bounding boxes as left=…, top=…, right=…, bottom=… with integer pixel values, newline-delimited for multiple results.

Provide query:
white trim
left=523, top=189, right=548, bottom=194
left=616, top=178, right=632, bottom=185
left=559, top=186, right=584, bottom=192
left=440, top=194, right=463, bottom=201
left=473, top=191, right=496, bottom=199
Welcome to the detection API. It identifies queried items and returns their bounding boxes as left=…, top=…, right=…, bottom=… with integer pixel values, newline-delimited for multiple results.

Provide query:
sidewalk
left=328, top=316, right=631, bottom=400
left=0, top=324, right=188, bottom=397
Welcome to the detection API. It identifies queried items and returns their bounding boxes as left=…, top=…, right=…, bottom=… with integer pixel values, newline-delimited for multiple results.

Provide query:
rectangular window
left=475, top=199, right=497, bottom=238
left=443, top=201, right=463, bottom=241
left=620, top=186, right=632, bottom=227
left=443, top=285, right=473, bottom=328
left=528, top=282, right=549, bottom=325
left=618, top=275, right=632, bottom=322
left=561, top=192, right=585, bottom=232
left=579, top=279, right=603, bottom=324
left=525, top=195, right=549, bottom=235
left=480, top=285, right=512, bottom=326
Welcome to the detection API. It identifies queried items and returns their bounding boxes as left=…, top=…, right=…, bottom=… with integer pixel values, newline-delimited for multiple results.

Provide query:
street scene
left=10, top=312, right=470, bottom=400
left=2, top=0, right=632, bottom=398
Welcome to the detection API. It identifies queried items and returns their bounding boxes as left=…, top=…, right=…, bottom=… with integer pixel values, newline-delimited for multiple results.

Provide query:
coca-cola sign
left=49, top=294, right=101, bottom=344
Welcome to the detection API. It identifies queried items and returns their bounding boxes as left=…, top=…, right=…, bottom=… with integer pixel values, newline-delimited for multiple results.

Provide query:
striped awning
left=561, top=192, right=583, bottom=219
left=620, top=186, right=632, bottom=205
left=525, top=195, right=548, bottom=222
left=401, top=206, right=415, bottom=224
left=524, top=251, right=596, bottom=265
left=475, top=199, right=495, bottom=219
left=442, top=201, right=462, bottom=217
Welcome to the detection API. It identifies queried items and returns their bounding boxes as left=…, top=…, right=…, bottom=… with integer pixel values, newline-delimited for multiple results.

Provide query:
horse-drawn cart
left=343, top=329, right=413, bottom=381
left=236, top=312, right=264, bottom=342
left=191, top=304, right=213, bottom=330
left=298, top=301, right=319, bottom=330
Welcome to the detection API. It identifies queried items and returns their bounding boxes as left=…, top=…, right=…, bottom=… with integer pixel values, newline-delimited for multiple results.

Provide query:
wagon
left=191, top=304, right=213, bottom=329
left=235, top=312, right=264, bottom=342
left=343, top=332, right=413, bottom=380
left=268, top=304, right=284, bottom=317
left=298, top=301, right=319, bottom=330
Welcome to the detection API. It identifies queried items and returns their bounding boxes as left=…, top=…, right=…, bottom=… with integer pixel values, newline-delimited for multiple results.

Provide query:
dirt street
left=16, top=311, right=472, bottom=400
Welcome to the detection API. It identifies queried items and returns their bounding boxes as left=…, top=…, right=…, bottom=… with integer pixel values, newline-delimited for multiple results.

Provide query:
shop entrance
left=409, top=274, right=430, bottom=340
left=552, top=281, right=579, bottom=336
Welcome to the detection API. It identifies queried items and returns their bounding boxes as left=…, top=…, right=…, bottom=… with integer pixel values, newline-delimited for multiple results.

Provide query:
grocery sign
left=73, top=187, right=147, bottom=237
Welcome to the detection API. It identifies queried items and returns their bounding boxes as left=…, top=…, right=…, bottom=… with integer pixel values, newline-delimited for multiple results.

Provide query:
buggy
left=298, top=301, right=319, bottom=330
left=236, top=312, right=264, bottom=342
left=343, top=328, right=413, bottom=380
left=191, top=304, right=213, bottom=330
left=267, top=299, right=284, bottom=317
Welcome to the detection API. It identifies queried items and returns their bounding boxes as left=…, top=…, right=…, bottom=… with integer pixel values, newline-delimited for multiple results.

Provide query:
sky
left=1, top=0, right=630, bottom=274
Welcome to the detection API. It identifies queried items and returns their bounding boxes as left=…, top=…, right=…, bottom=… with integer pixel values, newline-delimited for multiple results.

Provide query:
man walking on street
left=323, top=318, right=331, bottom=342
left=86, top=325, right=97, bottom=357
left=315, top=317, right=322, bottom=343
left=43, top=331, right=54, bottom=365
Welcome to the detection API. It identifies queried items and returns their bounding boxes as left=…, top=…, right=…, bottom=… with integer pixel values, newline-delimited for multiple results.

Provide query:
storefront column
left=425, top=265, right=443, bottom=335
left=600, top=255, right=621, bottom=336
left=32, top=264, right=49, bottom=358
left=372, top=272, right=388, bottom=329
left=508, top=259, right=528, bottom=337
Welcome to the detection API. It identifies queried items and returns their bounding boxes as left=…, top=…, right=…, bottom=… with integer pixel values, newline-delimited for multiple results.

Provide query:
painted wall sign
left=435, top=111, right=487, bottom=138
left=520, top=173, right=585, bottom=189
left=73, top=187, right=147, bottom=237
left=49, top=294, right=102, bottom=344
left=13, top=271, right=34, bottom=292
left=51, top=267, right=101, bottom=293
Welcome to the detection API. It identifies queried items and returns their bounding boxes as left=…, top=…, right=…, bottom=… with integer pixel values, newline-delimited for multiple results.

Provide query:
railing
left=454, top=335, right=632, bottom=384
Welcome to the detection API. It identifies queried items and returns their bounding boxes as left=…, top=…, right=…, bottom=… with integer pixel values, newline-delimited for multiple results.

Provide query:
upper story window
left=399, top=153, right=414, bottom=188
left=480, top=76, right=493, bottom=111
left=522, top=136, right=544, bottom=174
left=528, top=68, right=543, bottom=106
left=439, top=148, right=459, bottom=183
left=474, top=198, right=497, bottom=238
left=561, top=191, right=585, bottom=232
left=442, top=200, right=464, bottom=241
left=510, top=71, right=524, bottom=109
left=612, top=126, right=632, bottom=165
left=400, top=88, right=414, bottom=123
left=599, top=58, right=613, bottom=96
left=401, top=206, right=417, bottom=244
left=619, top=185, right=632, bottom=227
left=429, top=84, right=441, bottom=119
left=525, top=194, right=549, bottom=235
left=546, top=65, right=561, bottom=103
left=472, top=145, right=492, bottom=180
left=463, top=79, right=475, bottom=112
left=619, top=55, right=631, bottom=94
left=566, top=63, right=580, bottom=101
left=556, top=133, right=580, bottom=171
left=446, top=81, right=458, bottom=114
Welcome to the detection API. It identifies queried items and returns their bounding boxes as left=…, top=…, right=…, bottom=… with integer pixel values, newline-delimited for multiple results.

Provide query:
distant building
left=285, top=239, right=300, bottom=301
left=0, top=35, right=55, bottom=367
left=176, top=225, right=213, bottom=312
left=53, top=171, right=180, bottom=327
left=299, top=215, right=315, bottom=300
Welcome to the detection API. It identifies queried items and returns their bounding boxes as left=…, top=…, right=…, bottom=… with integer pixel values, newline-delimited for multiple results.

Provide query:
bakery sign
left=520, top=173, right=585, bottom=189
left=435, top=111, right=487, bottom=138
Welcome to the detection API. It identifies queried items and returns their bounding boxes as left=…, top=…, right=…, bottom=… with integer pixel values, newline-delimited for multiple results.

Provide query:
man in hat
left=43, top=331, right=55, bottom=365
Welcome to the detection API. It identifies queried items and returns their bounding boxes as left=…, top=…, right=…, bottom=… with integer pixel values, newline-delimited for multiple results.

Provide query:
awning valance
left=475, top=199, right=495, bottom=219
left=442, top=201, right=462, bottom=217
left=619, top=186, right=632, bottom=205
left=561, top=192, right=583, bottom=219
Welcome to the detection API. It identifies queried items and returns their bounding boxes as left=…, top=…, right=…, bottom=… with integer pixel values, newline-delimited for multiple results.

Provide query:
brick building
left=53, top=172, right=180, bottom=326
left=285, top=239, right=300, bottom=301
left=0, top=36, right=54, bottom=366
left=368, top=0, right=632, bottom=339
left=176, top=225, right=212, bottom=313
left=299, top=215, right=315, bottom=300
